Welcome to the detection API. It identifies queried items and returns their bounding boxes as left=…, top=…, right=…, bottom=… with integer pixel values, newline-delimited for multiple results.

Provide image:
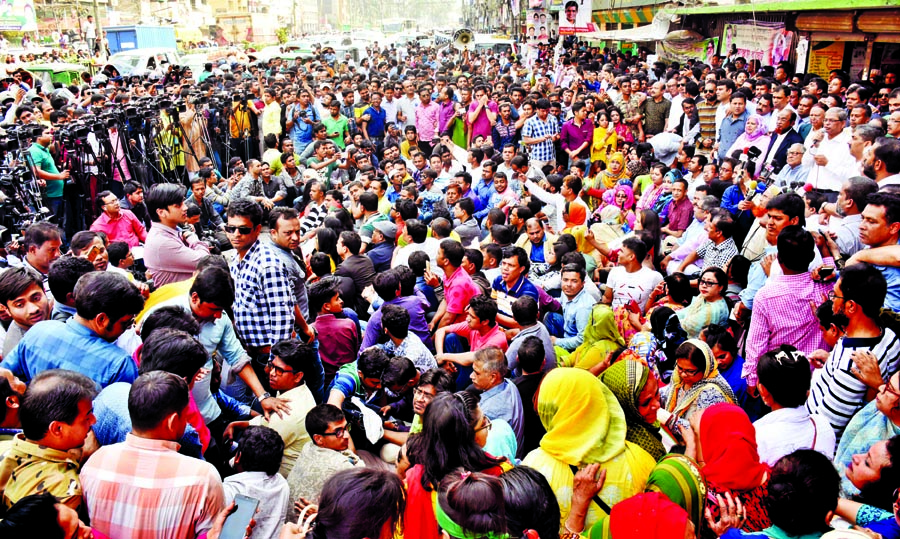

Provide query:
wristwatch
left=259, top=392, right=273, bottom=401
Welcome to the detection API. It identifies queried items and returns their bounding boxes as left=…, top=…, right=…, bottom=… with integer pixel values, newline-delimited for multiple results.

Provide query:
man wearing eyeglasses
left=224, top=339, right=317, bottom=478
left=286, top=403, right=362, bottom=509
left=696, top=81, right=718, bottom=142
left=803, top=107, right=856, bottom=200
left=90, top=190, right=147, bottom=248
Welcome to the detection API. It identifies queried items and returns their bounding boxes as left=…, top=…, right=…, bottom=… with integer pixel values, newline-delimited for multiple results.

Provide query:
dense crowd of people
left=0, top=33, right=898, bottom=539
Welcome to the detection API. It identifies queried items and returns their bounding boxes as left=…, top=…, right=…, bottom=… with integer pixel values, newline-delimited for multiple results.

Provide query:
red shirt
left=90, top=209, right=147, bottom=247
left=666, top=196, right=694, bottom=232
left=445, top=321, right=509, bottom=352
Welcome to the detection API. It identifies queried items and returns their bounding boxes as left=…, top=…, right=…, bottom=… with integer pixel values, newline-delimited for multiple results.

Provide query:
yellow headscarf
left=537, top=368, right=628, bottom=465
left=601, top=152, right=627, bottom=189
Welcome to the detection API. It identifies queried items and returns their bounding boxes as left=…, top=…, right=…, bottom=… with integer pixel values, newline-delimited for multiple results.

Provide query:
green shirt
left=0, top=434, right=82, bottom=511
left=29, top=142, right=63, bottom=198
left=322, top=115, right=350, bottom=149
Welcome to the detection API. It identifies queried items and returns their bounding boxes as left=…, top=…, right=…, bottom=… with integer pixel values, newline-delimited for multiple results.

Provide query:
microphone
left=803, top=183, right=813, bottom=192
left=743, top=180, right=759, bottom=201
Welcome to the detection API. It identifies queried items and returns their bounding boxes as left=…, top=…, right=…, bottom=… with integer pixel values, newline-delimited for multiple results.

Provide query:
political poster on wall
left=526, top=2, right=550, bottom=43
left=722, top=22, right=794, bottom=67
left=558, top=0, right=595, bottom=35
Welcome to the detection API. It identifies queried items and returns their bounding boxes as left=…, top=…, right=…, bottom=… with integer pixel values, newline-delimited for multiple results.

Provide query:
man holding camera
left=29, top=125, right=68, bottom=228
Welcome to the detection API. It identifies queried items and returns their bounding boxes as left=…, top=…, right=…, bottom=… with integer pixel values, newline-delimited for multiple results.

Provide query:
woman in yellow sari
left=591, top=111, right=617, bottom=167
left=522, top=368, right=656, bottom=534
left=561, top=304, right=625, bottom=370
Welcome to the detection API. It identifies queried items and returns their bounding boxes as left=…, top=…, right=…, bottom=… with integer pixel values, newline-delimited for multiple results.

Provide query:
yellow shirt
left=0, top=434, right=83, bottom=511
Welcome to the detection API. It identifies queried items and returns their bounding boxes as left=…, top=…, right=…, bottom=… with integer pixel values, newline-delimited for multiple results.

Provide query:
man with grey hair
left=469, top=346, right=524, bottom=451
left=850, top=124, right=884, bottom=167
left=775, top=143, right=810, bottom=188
left=663, top=194, right=720, bottom=275
left=803, top=107, right=857, bottom=200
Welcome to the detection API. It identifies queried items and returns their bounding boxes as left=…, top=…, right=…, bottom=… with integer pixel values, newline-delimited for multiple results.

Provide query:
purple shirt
left=144, top=224, right=210, bottom=287
left=468, top=100, right=499, bottom=140
left=312, top=313, right=360, bottom=378
left=666, top=196, right=694, bottom=232
left=438, top=101, right=456, bottom=135
left=361, top=293, right=432, bottom=350
left=560, top=118, right=594, bottom=159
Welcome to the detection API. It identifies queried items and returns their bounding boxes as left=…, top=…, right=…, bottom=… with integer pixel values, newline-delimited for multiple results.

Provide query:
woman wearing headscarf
left=646, top=454, right=708, bottom=534
left=690, top=403, right=772, bottom=534
left=600, top=152, right=627, bottom=189
left=835, top=372, right=900, bottom=498
left=563, top=304, right=626, bottom=371
left=676, top=267, right=730, bottom=339
left=591, top=110, right=618, bottom=167
left=726, top=114, right=771, bottom=161
left=600, top=359, right=666, bottom=461
left=522, top=368, right=656, bottom=534
left=659, top=340, right=736, bottom=432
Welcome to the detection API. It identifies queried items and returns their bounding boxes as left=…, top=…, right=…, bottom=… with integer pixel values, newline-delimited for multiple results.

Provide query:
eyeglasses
left=320, top=426, right=348, bottom=438
left=266, top=360, right=295, bottom=376
left=675, top=363, right=702, bottom=377
left=413, top=387, right=437, bottom=400
left=475, top=416, right=492, bottom=433
left=827, top=290, right=843, bottom=301
left=884, top=379, right=900, bottom=399
left=103, top=199, right=119, bottom=207
left=224, top=225, right=254, bottom=235
left=699, top=279, right=721, bottom=287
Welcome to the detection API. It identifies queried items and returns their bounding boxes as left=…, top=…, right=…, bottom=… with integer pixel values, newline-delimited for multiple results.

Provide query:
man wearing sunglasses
left=696, top=81, right=718, bottom=142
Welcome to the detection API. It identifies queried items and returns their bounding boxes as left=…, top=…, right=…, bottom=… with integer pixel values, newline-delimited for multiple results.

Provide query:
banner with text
left=722, top=22, right=793, bottom=67
left=658, top=37, right=719, bottom=65
left=558, top=0, right=595, bottom=35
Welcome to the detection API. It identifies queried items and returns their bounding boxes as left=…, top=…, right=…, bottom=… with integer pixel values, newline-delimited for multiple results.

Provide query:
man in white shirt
left=803, top=107, right=857, bottom=198
left=603, top=237, right=663, bottom=314
left=754, top=346, right=835, bottom=467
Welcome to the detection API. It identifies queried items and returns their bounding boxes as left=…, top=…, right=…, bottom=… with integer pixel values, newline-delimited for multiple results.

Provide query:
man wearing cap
left=364, top=220, right=396, bottom=274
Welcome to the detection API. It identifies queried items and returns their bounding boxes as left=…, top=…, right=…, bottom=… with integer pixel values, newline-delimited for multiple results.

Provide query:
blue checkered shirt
left=230, top=239, right=296, bottom=348
left=522, top=115, right=560, bottom=162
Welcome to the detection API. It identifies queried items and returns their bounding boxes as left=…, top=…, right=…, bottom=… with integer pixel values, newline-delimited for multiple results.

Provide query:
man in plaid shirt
left=226, top=198, right=296, bottom=395
left=522, top=98, right=560, bottom=172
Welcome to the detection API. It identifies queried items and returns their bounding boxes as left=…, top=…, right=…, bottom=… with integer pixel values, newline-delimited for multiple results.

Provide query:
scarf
left=537, top=368, right=628, bottom=465
left=601, top=359, right=666, bottom=461
left=433, top=491, right=509, bottom=539
left=590, top=492, right=689, bottom=539
left=699, top=403, right=769, bottom=492
left=744, top=114, right=770, bottom=142
left=601, top=152, right=627, bottom=189
left=566, top=304, right=626, bottom=370
left=645, top=454, right=707, bottom=531
left=665, top=339, right=736, bottom=419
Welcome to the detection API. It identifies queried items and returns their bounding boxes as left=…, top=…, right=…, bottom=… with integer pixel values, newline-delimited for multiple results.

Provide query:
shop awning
left=673, top=0, right=897, bottom=15
left=582, top=10, right=674, bottom=42
left=592, top=5, right=657, bottom=25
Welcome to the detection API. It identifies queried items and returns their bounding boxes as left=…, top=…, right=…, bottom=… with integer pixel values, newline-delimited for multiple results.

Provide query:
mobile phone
left=85, top=245, right=101, bottom=262
left=219, top=494, right=259, bottom=539
left=819, top=265, right=834, bottom=278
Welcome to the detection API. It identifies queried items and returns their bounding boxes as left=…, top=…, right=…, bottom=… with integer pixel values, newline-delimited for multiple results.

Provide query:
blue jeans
left=443, top=333, right=473, bottom=391
left=544, top=312, right=565, bottom=339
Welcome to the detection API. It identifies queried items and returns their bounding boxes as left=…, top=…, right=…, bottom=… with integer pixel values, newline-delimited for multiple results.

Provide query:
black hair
left=469, top=295, right=498, bottom=327
left=0, top=493, right=67, bottom=538
left=308, top=277, right=342, bottom=315
left=129, top=371, right=190, bottom=432
left=500, top=466, right=561, bottom=539
left=74, top=272, right=144, bottom=323
left=226, top=198, right=264, bottom=227
left=490, top=225, right=513, bottom=246
left=622, top=236, right=647, bottom=262
left=359, top=191, right=379, bottom=212
left=146, top=183, right=188, bottom=223
left=757, top=345, right=811, bottom=408
left=776, top=225, right=815, bottom=273
left=0, top=266, right=43, bottom=307
left=309, top=252, right=333, bottom=278
left=372, top=270, right=401, bottom=303
left=23, top=222, right=61, bottom=252
left=106, top=241, right=130, bottom=267
left=767, top=193, right=807, bottom=227
left=840, top=263, right=888, bottom=319
left=664, top=273, right=693, bottom=305
left=272, top=339, right=317, bottom=378
left=405, top=219, right=428, bottom=244
left=339, top=230, right=362, bottom=256
left=560, top=262, right=586, bottom=282
left=69, top=230, right=102, bottom=257
left=408, top=250, right=430, bottom=277
left=141, top=305, right=201, bottom=340
left=511, top=295, right=539, bottom=326
left=190, top=266, right=235, bottom=309
left=765, top=450, right=839, bottom=534
left=306, top=403, right=346, bottom=438
left=501, top=245, right=530, bottom=274
left=238, top=426, right=284, bottom=476
left=437, top=470, right=507, bottom=538
left=463, top=248, right=484, bottom=272
left=382, top=303, right=411, bottom=340
left=358, top=347, right=389, bottom=380
left=311, top=469, right=405, bottom=539
left=382, top=356, right=417, bottom=389
left=414, top=393, right=503, bottom=490
left=440, top=239, right=466, bottom=267
left=518, top=335, right=546, bottom=375
left=418, top=368, right=456, bottom=394
left=19, top=369, right=97, bottom=441
left=394, top=198, right=418, bottom=221
left=268, top=206, right=300, bottom=230
left=139, top=328, right=208, bottom=380
left=457, top=197, right=475, bottom=218
left=674, top=340, right=708, bottom=371
left=866, top=192, right=900, bottom=226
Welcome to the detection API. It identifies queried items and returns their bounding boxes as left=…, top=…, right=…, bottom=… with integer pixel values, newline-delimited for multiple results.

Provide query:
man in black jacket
left=761, top=109, right=804, bottom=175
left=334, top=230, right=376, bottom=317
